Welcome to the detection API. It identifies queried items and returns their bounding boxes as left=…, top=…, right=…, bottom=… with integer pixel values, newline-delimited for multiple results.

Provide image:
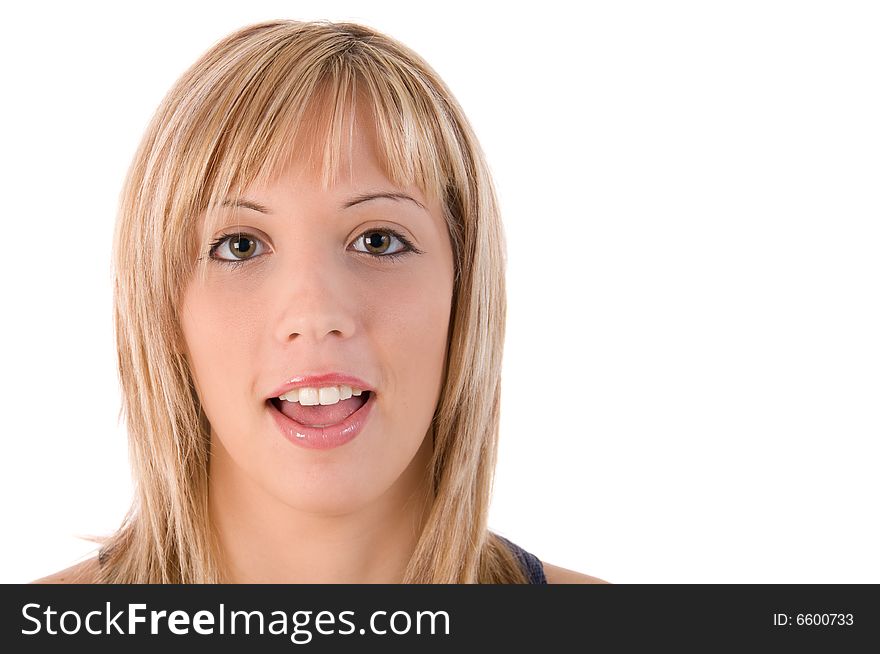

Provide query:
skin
left=32, top=104, right=609, bottom=585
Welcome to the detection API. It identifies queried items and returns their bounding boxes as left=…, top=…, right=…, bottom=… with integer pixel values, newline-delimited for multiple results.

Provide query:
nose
left=273, top=252, right=357, bottom=345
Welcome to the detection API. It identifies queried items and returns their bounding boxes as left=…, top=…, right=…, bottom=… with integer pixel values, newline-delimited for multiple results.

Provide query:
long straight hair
left=98, top=19, right=525, bottom=583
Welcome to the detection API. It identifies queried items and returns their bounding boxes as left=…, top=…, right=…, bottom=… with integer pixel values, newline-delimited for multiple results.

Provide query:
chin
left=272, top=468, right=387, bottom=517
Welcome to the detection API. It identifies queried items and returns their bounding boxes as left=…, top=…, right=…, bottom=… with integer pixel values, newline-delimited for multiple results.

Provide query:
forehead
left=214, top=98, right=434, bottom=218
left=260, top=106, right=401, bottom=196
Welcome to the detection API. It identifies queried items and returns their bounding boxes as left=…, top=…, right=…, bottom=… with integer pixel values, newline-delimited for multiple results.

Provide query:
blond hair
left=98, top=19, right=525, bottom=583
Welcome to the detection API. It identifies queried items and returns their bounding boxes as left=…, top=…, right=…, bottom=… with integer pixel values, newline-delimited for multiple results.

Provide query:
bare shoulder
left=30, top=556, right=101, bottom=584
left=542, top=561, right=611, bottom=584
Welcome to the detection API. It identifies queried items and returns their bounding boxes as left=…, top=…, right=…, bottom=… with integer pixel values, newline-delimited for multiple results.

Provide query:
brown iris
left=362, top=231, right=391, bottom=255
left=228, top=234, right=256, bottom=259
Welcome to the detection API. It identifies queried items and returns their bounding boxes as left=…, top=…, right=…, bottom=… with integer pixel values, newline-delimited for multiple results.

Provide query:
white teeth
left=279, top=384, right=366, bottom=405
left=318, top=387, right=339, bottom=405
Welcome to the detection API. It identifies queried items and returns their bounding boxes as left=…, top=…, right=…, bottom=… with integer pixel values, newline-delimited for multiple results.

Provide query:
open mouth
left=268, top=389, right=376, bottom=450
left=269, top=391, right=371, bottom=428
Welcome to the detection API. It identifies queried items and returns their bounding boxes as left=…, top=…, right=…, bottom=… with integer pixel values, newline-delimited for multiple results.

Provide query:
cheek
left=179, top=284, right=263, bottom=422
left=364, top=266, right=452, bottom=418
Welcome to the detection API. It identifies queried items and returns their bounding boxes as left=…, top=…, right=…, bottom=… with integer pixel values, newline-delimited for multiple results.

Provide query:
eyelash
left=205, top=228, right=421, bottom=270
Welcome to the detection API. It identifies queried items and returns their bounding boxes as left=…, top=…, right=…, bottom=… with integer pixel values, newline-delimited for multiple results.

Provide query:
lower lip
left=268, top=392, right=376, bottom=450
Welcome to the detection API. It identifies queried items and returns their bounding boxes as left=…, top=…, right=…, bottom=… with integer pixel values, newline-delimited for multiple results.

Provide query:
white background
left=1, top=1, right=877, bottom=584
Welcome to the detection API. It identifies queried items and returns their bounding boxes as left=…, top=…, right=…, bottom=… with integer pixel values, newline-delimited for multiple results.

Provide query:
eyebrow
left=220, top=199, right=271, bottom=213
left=342, top=192, right=427, bottom=211
left=219, top=191, right=427, bottom=215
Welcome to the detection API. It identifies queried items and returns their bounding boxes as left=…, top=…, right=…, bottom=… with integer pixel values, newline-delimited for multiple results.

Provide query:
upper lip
left=267, top=372, right=376, bottom=399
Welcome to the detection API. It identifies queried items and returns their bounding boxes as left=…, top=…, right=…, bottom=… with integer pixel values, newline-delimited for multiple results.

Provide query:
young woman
left=34, top=19, right=607, bottom=584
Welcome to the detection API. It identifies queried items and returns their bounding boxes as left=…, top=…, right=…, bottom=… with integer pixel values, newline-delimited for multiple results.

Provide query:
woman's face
left=180, top=114, right=454, bottom=516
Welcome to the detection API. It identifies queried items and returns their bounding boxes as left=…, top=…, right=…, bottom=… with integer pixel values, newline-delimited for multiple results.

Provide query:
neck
left=208, top=433, right=434, bottom=584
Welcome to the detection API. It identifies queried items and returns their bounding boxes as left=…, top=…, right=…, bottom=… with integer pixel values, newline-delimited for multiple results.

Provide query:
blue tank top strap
left=496, top=534, right=547, bottom=584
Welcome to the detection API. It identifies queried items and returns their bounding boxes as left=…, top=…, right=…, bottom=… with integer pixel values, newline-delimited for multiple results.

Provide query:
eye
left=208, top=232, right=266, bottom=269
left=350, top=228, right=420, bottom=262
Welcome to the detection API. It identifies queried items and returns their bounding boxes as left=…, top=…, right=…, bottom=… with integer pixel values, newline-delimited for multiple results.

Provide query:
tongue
left=278, top=394, right=367, bottom=427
